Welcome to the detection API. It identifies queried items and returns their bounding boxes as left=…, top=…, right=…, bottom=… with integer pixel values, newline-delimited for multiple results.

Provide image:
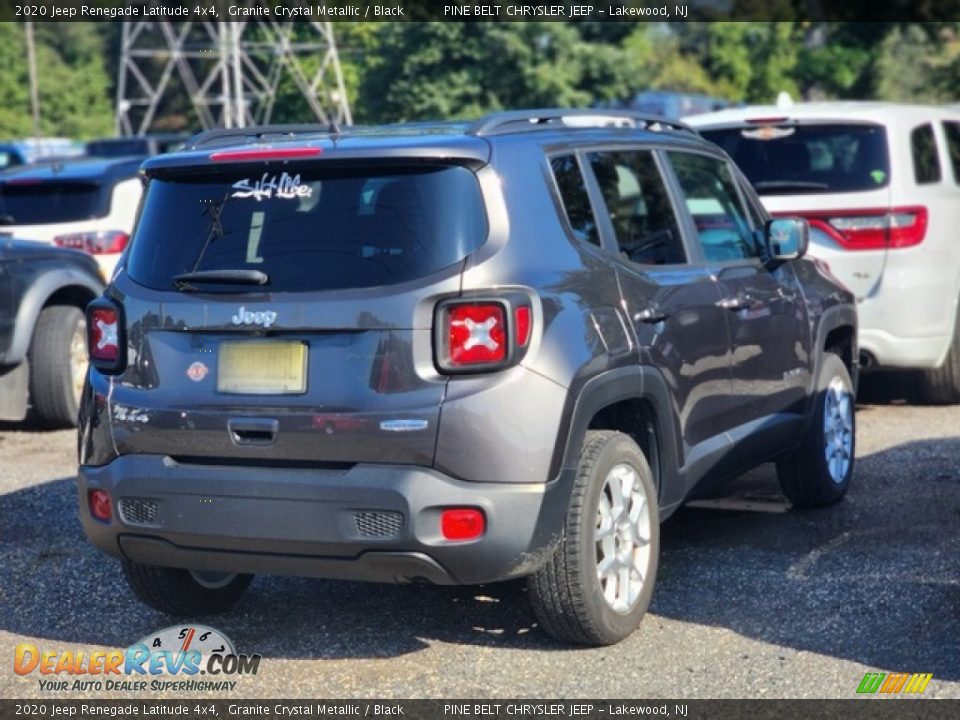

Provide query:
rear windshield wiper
left=752, top=180, right=830, bottom=192
left=173, top=269, right=269, bottom=291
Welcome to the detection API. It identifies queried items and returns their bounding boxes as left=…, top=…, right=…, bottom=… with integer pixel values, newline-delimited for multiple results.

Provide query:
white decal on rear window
left=231, top=172, right=313, bottom=201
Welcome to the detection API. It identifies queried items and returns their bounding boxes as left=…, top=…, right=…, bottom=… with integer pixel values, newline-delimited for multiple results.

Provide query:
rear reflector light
left=86, top=300, right=124, bottom=372
left=54, top=230, right=129, bottom=255
left=781, top=207, right=927, bottom=250
left=88, top=489, right=112, bottom=522
left=210, top=147, right=322, bottom=162
left=442, top=302, right=507, bottom=368
left=440, top=508, right=485, bottom=541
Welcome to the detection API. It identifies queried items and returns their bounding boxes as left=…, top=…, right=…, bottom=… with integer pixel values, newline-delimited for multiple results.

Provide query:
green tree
left=0, top=24, right=32, bottom=137
left=672, top=22, right=801, bottom=103
left=0, top=23, right=113, bottom=139
left=358, top=22, right=634, bottom=123
left=621, top=25, right=722, bottom=98
left=793, top=23, right=890, bottom=100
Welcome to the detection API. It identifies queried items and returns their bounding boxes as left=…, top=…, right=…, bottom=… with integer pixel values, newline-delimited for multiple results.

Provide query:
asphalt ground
left=0, top=372, right=958, bottom=700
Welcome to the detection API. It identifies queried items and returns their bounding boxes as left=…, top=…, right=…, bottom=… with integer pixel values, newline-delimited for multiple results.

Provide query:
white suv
left=688, top=102, right=960, bottom=402
left=0, top=156, right=143, bottom=280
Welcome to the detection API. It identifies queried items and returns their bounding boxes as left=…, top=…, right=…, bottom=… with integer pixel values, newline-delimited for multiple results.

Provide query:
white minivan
left=689, top=103, right=960, bottom=402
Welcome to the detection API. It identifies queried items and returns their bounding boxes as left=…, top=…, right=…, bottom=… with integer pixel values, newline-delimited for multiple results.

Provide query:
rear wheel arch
left=42, top=284, right=99, bottom=314
left=8, top=272, right=102, bottom=365
left=586, top=397, right=661, bottom=494
left=557, top=366, right=681, bottom=508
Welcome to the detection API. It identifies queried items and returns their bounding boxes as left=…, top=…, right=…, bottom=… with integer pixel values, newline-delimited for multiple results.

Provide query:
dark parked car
left=78, top=111, right=858, bottom=645
left=0, top=138, right=84, bottom=171
left=0, top=238, right=103, bottom=426
left=85, top=134, right=188, bottom=159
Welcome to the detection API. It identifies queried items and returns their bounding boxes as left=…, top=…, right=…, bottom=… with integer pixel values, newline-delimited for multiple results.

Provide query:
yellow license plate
left=218, top=341, right=307, bottom=395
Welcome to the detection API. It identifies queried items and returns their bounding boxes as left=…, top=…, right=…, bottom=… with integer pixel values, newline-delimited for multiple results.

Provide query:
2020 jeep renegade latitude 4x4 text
left=79, top=111, right=858, bottom=645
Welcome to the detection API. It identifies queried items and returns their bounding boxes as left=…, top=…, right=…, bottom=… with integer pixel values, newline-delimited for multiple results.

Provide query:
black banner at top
left=2, top=0, right=960, bottom=23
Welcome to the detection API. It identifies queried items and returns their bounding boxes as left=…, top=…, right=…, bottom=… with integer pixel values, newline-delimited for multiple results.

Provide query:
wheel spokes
left=595, top=462, right=654, bottom=615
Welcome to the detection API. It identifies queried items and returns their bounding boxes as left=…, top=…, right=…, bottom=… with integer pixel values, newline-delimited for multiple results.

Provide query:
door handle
left=717, top=295, right=753, bottom=311
left=634, top=308, right=670, bottom=323
left=228, top=417, right=279, bottom=446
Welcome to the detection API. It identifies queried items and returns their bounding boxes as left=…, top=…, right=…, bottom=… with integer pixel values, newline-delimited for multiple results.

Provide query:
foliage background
left=1, top=21, right=958, bottom=138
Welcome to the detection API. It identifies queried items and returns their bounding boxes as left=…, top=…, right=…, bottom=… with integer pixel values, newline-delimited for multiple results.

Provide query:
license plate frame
left=217, top=340, right=308, bottom=395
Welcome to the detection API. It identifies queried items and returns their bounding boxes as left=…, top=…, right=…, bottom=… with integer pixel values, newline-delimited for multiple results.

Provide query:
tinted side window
left=668, top=152, right=759, bottom=262
left=942, top=122, right=960, bottom=184
left=550, top=155, right=600, bottom=246
left=586, top=150, right=686, bottom=265
left=911, top=124, right=941, bottom=185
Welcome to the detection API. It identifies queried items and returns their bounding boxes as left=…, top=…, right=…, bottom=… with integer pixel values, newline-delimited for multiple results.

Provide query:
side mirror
left=764, top=217, right=809, bottom=261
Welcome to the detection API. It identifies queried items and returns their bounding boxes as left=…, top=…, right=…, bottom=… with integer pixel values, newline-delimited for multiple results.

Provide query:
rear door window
left=586, top=150, right=686, bottom=265
left=126, top=165, right=488, bottom=293
left=0, top=182, right=105, bottom=225
left=911, top=124, right=942, bottom=185
left=667, top=151, right=759, bottom=262
left=549, top=155, right=600, bottom=246
left=701, top=123, right=890, bottom=194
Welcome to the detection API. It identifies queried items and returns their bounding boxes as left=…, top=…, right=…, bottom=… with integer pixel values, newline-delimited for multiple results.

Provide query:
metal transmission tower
left=115, top=3, right=352, bottom=136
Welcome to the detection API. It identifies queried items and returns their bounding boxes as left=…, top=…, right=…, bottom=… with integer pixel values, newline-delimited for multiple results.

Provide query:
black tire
left=123, top=560, right=253, bottom=615
left=28, top=306, right=86, bottom=428
left=920, top=312, right=960, bottom=404
left=527, top=430, right=659, bottom=646
left=777, top=353, right=856, bottom=506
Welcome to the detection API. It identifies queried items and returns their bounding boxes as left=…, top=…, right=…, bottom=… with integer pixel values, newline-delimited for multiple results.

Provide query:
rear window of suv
left=126, top=164, right=487, bottom=293
left=0, top=182, right=104, bottom=225
left=700, top=123, right=889, bottom=195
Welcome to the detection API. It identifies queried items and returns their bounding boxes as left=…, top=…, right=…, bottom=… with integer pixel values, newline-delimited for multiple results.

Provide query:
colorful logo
left=186, top=361, right=209, bottom=381
left=14, top=625, right=260, bottom=693
left=856, top=672, right=932, bottom=695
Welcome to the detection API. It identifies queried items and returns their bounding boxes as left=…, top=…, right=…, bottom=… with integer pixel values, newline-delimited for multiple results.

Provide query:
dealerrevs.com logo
left=14, top=625, right=260, bottom=693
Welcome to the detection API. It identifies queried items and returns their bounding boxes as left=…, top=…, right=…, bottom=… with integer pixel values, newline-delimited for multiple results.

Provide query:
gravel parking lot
left=1, top=374, right=958, bottom=700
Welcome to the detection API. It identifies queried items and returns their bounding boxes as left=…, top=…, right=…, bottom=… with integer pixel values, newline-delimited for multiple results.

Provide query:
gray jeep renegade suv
left=79, top=110, right=858, bottom=645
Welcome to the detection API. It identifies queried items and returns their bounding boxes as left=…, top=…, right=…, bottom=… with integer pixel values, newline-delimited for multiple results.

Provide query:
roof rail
left=468, top=109, right=696, bottom=137
left=185, top=124, right=340, bottom=150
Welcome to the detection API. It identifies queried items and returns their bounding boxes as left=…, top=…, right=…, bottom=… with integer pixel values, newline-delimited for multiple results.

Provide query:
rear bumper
left=79, top=455, right=572, bottom=585
left=859, top=327, right=952, bottom=370
left=849, top=251, right=957, bottom=370
left=857, top=277, right=954, bottom=369
left=807, top=238, right=958, bottom=370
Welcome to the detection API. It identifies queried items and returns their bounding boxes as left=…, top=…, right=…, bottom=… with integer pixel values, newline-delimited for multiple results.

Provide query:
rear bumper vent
left=353, top=511, right=403, bottom=538
left=118, top=498, right=160, bottom=527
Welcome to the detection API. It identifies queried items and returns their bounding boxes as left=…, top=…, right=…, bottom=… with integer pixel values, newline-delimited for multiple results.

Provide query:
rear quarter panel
left=436, top=139, right=635, bottom=485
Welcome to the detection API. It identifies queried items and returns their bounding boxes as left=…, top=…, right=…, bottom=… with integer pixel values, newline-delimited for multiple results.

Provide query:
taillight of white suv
left=55, top=230, right=130, bottom=255
left=784, top=206, right=927, bottom=250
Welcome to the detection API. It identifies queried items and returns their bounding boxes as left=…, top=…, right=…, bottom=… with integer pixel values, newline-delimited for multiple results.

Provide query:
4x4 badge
left=231, top=306, right=277, bottom=328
